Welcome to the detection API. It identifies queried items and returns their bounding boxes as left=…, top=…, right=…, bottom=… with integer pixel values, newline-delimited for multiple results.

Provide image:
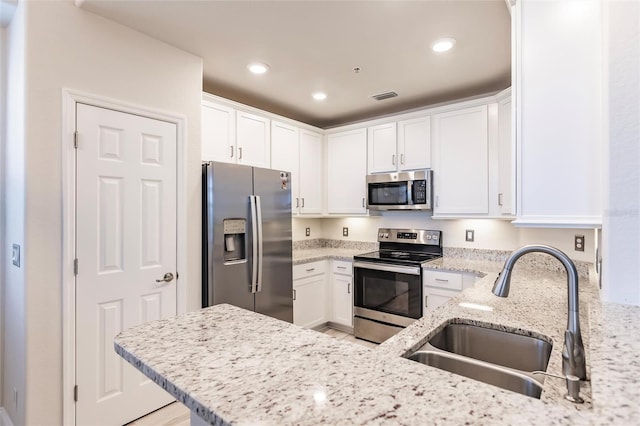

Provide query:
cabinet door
left=293, top=275, right=326, bottom=329
left=497, top=96, right=515, bottom=215
left=398, top=116, right=430, bottom=171
left=432, top=105, right=489, bottom=216
left=332, top=274, right=353, bottom=327
left=367, top=123, right=397, bottom=173
left=327, top=129, right=367, bottom=214
left=424, top=287, right=459, bottom=315
left=236, top=111, right=270, bottom=168
left=514, top=1, right=602, bottom=226
left=298, top=129, right=323, bottom=214
left=202, top=101, right=236, bottom=163
left=271, top=121, right=300, bottom=214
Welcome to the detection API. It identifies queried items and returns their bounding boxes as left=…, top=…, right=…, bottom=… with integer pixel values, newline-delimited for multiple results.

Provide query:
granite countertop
left=115, top=256, right=640, bottom=425
left=292, top=247, right=367, bottom=265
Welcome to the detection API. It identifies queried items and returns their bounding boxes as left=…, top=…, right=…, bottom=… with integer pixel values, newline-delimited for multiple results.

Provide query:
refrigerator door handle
left=250, top=195, right=259, bottom=293
left=255, top=195, right=264, bottom=292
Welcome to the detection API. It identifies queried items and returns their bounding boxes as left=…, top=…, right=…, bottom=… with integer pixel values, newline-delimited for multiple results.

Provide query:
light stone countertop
left=115, top=254, right=640, bottom=425
left=292, top=247, right=368, bottom=265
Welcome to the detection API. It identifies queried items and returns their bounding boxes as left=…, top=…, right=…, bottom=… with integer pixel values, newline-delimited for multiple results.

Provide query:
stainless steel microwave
left=366, top=170, right=432, bottom=211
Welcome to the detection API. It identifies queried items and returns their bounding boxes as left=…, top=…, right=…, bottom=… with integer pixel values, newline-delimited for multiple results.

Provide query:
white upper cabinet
left=513, top=0, right=602, bottom=227
left=367, top=123, right=397, bottom=173
left=271, top=120, right=300, bottom=213
left=202, top=100, right=236, bottom=163
left=298, top=129, right=324, bottom=214
left=432, top=105, right=489, bottom=216
left=367, top=117, right=431, bottom=173
left=271, top=123, right=323, bottom=215
left=397, top=116, right=431, bottom=171
left=497, top=92, right=515, bottom=216
left=327, top=128, right=367, bottom=214
left=236, top=111, right=270, bottom=168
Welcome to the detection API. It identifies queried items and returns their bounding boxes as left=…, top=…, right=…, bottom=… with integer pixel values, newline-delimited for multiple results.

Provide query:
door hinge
left=73, top=131, right=78, bottom=149
left=74, top=385, right=78, bottom=402
left=73, top=258, right=78, bottom=276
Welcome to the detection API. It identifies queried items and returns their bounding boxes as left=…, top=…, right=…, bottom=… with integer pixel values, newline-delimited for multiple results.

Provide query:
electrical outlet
left=465, top=229, right=475, bottom=242
left=575, top=235, right=585, bottom=252
left=305, top=227, right=310, bottom=237
left=343, top=227, right=349, bottom=237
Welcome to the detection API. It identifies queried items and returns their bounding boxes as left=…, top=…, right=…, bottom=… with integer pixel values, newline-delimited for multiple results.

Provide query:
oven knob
left=426, top=235, right=432, bottom=240
left=433, top=235, right=438, bottom=241
left=384, top=233, right=389, bottom=238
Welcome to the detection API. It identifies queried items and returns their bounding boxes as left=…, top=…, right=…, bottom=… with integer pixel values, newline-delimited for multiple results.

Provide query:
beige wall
left=602, top=1, right=640, bottom=305
left=2, top=1, right=26, bottom=423
left=1, top=1, right=203, bottom=424
left=296, top=215, right=596, bottom=263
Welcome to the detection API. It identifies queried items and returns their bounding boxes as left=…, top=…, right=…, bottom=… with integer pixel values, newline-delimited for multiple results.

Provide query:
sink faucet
left=492, top=245, right=586, bottom=381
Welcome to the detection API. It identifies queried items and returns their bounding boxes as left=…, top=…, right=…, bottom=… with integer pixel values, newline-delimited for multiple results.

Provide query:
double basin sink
left=408, top=323, right=552, bottom=398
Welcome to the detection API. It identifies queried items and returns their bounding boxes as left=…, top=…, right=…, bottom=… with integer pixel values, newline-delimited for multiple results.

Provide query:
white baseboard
left=0, top=408, right=15, bottom=426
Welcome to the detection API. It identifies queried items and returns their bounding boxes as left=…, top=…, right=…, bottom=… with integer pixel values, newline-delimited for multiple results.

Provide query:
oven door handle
left=353, top=261, right=421, bottom=276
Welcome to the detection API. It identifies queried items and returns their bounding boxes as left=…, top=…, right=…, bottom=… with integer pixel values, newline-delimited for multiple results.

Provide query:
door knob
left=156, top=272, right=174, bottom=283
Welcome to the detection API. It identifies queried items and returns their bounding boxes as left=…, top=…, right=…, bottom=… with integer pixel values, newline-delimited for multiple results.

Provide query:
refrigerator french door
left=202, top=161, right=293, bottom=322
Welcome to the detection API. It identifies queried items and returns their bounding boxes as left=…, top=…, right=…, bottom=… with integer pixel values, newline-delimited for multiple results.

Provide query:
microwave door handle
left=407, top=180, right=413, bottom=205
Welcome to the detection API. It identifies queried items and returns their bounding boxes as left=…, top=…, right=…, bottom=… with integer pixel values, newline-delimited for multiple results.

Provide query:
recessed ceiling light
left=312, top=92, right=327, bottom=101
left=431, top=37, right=456, bottom=53
left=247, top=62, right=269, bottom=74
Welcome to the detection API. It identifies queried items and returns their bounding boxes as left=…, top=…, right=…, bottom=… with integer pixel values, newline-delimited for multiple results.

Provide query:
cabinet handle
left=230, top=145, right=234, bottom=158
left=306, top=268, right=315, bottom=272
left=435, top=278, right=449, bottom=283
left=362, top=198, right=365, bottom=208
left=238, top=147, right=243, bottom=159
left=425, top=295, right=428, bottom=307
left=337, top=266, right=346, bottom=270
left=296, top=198, right=299, bottom=208
left=347, top=283, right=351, bottom=294
left=392, top=154, right=396, bottom=165
left=293, top=289, right=297, bottom=301
left=498, top=193, right=504, bottom=206
left=301, top=198, right=305, bottom=208
left=400, top=153, right=404, bottom=165
left=435, top=195, right=439, bottom=208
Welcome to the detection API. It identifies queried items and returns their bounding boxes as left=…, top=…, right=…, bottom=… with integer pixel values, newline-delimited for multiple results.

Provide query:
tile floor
left=126, top=327, right=377, bottom=425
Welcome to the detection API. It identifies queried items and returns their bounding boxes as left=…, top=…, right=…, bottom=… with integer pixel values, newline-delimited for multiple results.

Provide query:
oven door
left=353, top=261, right=422, bottom=325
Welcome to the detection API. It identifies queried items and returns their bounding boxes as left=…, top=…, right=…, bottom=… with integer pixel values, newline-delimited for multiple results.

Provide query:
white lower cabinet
left=293, top=261, right=327, bottom=329
left=423, top=269, right=477, bottom=314
left=331, top=260, right=353, bottom=327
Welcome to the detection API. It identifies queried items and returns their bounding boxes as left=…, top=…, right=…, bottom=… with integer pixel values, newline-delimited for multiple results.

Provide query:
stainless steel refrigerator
left=202, top=161, right=293, bottom=322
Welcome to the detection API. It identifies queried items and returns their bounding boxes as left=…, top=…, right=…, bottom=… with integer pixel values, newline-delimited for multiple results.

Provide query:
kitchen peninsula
left=115, top=258, right=639, bottom=425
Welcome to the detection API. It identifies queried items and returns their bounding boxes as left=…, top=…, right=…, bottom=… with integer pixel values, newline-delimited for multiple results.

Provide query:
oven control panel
left=377, top=228, right=441, bottom=245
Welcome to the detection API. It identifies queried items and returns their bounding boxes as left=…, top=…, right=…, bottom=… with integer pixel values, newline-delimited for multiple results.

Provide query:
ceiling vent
left=371, top=91, right=398, bottom=101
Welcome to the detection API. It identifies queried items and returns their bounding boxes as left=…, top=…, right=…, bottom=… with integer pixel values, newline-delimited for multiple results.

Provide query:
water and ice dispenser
left=223, top=219, right=246, bottom=263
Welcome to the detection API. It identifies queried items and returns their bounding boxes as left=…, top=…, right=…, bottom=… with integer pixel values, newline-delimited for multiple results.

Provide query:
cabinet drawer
left=332, top=260, right=352, bottom=275
left=293, top=261, right=326, bottom=280
left=422, top=270, right=463, bottom=291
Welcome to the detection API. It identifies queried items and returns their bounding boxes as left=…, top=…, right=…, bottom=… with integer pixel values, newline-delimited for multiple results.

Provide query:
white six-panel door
left=75, top=103, right=177, bottom=425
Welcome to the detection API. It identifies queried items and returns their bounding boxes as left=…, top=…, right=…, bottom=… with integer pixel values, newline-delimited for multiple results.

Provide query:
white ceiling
left=79, top=0, right=511, bottom=128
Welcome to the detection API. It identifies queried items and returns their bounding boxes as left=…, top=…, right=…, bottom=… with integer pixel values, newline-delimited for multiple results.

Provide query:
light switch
left=12, top=244, right=21, bottom=267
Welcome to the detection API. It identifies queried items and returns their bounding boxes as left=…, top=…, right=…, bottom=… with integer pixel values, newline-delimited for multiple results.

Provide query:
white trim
left=511, top=217, right=603, bottom=229
left=0, top=408, right=15, bottom=426
left=61, top=89, right=188, bottom=426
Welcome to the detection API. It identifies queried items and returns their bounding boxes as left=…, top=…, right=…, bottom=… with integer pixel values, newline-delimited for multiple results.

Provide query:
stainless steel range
left=353, top=228, right=443, bottom=343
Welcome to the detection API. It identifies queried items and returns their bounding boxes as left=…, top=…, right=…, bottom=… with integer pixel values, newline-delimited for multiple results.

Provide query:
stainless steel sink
left=408, top=323, right=552, bottom=398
